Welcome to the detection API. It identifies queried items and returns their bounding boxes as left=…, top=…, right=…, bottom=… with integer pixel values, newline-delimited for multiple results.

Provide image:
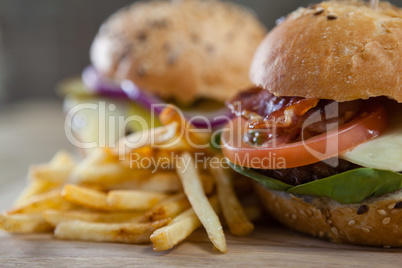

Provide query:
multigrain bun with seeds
left=255, top=184, right=402, bottom=247
left=250, top=0, right=402, bottom=102
left=91, top=0, right=267, bottom=105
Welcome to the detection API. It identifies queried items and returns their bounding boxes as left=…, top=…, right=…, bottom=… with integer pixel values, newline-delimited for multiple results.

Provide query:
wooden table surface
left=0, top=101, right=401, bottom=267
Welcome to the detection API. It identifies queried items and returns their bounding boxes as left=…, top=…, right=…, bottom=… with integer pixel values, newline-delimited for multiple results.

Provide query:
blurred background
left=0, top=0, right=399, bottom=103
left=0, top=0, right=322, bottom=103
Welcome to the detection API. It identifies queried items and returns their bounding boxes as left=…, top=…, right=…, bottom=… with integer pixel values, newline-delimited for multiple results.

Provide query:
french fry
left=62, top=184, right=111, bottom=210
left=119, top=147, right=176, bottom=170
left=107, top=190, right=169, bottom=211
left=31, top=167, right=72, bottom=185
left=210, top=165, right=254, bottom=236
left=14, top=151, right=76, bottom=206
left=70, top=149, right=154, bottom=188
left=219, top=205, right=262, bottom=229
left=13, top=181, right=58, bottom=206
left=151, top=209, right=201, bottom=251
left=142, top=193, right=191, bottom=222
left=83, top=167, right=152, bottom=188
left=69, top=148, right=124, bottom=185
left=54, top=219, right=170, bottom=243
left=115, top=122, right=178, bottom=156
left=0, top=213, right=52, bottom=233
left=70, top=162, right=133, bottom=186
left=43, top=210, right=143, bottom=227
left=107, top=171, right=212, bottom=194
left=151, top=195, right=219, bottom=251
left=106, top=171, right=182, bottom=193
left=30, top=150, right=76, bottom=184
left=157, top=137, right=193, bottom=152
left=8, top=189, right=71, bottom=215
left=176, top=152, right=227, bottom=253
left=159, top=106, right=211, bottom=147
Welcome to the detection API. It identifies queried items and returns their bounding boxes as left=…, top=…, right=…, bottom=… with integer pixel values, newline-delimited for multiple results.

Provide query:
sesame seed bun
left=250, top=0, right=402, bottom=102
left=90, top=0, right=266, bottom=105
left=254, top=183, right=402, bottom=247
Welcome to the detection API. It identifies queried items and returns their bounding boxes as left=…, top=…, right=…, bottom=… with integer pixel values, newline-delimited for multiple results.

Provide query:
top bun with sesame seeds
left=90, top=0, right=266, bottom=105
left=250, top=0, right=402, bottom=102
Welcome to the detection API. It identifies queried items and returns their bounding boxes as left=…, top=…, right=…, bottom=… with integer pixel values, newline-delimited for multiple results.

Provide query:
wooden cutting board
left=1, top=101, right=401, bottom=267
left=1, top=222, right=401, bottom=267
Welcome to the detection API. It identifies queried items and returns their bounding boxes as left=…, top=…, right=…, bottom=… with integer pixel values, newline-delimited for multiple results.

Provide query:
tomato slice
left=221, top=102, right=388, bottom=169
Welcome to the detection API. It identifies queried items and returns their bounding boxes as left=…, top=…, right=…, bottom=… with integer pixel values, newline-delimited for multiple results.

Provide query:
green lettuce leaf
left=227, top=162, right=402, bottom=204
left=210, top=132, right=222, bottom=153
left=289, top=169, right=402, bottom=204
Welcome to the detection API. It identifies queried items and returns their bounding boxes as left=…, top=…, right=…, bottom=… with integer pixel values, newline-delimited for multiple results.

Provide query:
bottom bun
left=254, top=183, right=402, bottom=247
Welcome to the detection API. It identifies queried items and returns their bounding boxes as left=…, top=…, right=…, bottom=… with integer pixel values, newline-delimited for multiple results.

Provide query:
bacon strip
left=227, top=87, right=362, bottom=146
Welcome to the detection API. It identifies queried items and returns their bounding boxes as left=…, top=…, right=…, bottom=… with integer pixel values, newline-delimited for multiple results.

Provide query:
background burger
left=59, top=0, right=266, bottom=153
left=221, top=0, right=402, bottom=246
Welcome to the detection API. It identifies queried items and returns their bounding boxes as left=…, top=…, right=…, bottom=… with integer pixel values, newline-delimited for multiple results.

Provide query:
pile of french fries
left=0, top=106, right=260, bottom=253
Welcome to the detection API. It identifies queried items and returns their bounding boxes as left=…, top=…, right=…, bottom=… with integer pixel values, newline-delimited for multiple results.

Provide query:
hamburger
left=221, top=0, right=402, bottom=246
left=60, top=0, right=266, bottom=153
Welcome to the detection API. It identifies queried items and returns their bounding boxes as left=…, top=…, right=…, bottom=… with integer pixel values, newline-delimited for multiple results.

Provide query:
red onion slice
left=82, top=66, right=233, bottom=128
left=82, top=66, right=127, bottom=98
